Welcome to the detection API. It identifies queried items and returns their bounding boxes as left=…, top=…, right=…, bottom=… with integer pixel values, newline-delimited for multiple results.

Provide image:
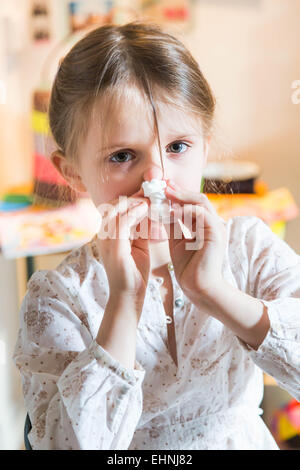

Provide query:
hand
left=96, top=187, right=150, bottom=300
left=164, top=181, right=227, bottom=300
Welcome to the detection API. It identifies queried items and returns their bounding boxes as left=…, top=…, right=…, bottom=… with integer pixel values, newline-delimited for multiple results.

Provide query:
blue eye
left=167, top=142, right=189, bottom=154
left=108, top=141, right=189, bottom=165
left=110, top=152, right=133, bottom=164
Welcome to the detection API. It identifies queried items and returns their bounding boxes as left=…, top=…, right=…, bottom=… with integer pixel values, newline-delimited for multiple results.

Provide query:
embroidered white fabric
left=13, top=215, right=300, bottom=450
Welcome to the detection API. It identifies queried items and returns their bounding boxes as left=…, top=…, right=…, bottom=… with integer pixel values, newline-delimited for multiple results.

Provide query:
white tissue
left=142, top=178, right=167, bottom=201
left=142, top=178, right=170, bottom=221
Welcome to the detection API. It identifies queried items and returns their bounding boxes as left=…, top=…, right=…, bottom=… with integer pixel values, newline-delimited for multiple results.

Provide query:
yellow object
left=254, top=179, right=269, bottom=196
left=0, top=182, right=33, bottom=199
left=207, top=187, right=299, bottom=224
left=269, top=220, right=286, bottom=239
left=31, top=110, right=50, bottom=135
left=278, top=413, right=299, bottom=441
left=263, top=373, right=277, bottom=386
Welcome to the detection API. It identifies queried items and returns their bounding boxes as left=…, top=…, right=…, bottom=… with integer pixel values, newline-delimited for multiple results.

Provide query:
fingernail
left=167, top=181, right=177, bottom=189
left=132, top=200, right=143, bottom=207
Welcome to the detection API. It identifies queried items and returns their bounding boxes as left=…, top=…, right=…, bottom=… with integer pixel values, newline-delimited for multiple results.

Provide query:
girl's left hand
left=164, top=181, right=227, bottom=300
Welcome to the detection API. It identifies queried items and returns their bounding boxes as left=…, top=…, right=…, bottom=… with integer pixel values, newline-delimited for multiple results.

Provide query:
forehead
left=90, top=86, right=203, bottom=142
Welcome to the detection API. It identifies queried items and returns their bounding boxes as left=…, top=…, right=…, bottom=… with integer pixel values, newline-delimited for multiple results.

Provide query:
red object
left=287, top=399, right=300, bottom=429
left=163, top=7, right=189, bottom=20
left=34, top=153, right=68, bottom=185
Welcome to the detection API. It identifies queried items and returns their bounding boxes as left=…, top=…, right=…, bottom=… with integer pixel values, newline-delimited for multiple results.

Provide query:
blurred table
left=0, top=196, right=100, bottom=280
left=0, top=186, right=299, bottom=281
left=206, top=187, right=299, bottom=236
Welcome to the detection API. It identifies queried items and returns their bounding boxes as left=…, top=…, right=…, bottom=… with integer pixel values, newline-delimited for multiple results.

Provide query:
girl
left=13, top=22, right=300, bottom=450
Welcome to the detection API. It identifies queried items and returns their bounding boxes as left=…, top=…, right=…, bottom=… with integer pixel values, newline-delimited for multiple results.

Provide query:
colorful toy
left=271, top=399, right=300, bottom=449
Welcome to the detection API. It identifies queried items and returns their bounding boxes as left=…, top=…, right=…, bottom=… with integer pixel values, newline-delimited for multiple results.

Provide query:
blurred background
left=0, top=0, right=300, bottom=450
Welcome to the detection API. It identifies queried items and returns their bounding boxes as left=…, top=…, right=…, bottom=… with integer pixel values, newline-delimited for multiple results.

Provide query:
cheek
left=166, top=152, right=204, bottom=189
left=186, top=158, right=205, bottom=190
left=93, top=188, right=115, bottom=207
left=82, top=168, right=124, bottom=203
left=83, top=178, right=112, bottom=207
left=168, top=171, right=203, bottom=192
left=93, top=181, right=138, bottom=207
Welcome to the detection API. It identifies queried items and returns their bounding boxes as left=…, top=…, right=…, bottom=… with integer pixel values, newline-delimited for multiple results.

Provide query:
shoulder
left=223, top=215, right=300, bottom=297
left=223, top=214, right=298, bottom=267
left=27, top=233, right=108, bottom=296
left=19, top=235, right=108, bottom=344
left=224, top=215, right=298, bottom=261
left=220, top=216, right=275, bottom=293
left=223, top=215, right=283, bottom=256
left=224, top=215, right=268, bottom=241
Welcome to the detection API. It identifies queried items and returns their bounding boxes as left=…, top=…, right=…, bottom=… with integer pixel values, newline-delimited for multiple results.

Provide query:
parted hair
left=48, top=21, right=216, bottom=170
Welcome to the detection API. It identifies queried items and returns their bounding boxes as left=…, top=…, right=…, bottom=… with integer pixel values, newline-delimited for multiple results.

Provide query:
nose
left=142, top=164, right=164, bottom=182
left=142, top=145, right=165, bottom=182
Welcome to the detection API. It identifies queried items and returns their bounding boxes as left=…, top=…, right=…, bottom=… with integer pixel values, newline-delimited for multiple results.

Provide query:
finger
left=167, top=208, right=195, bottom=245
left=96, top=185, right=150, bottom=242
left=185, top=204, right=226, bottom=247
left=118, top=201, right=149, bottom=239
left=96, top=182, right=150, bottom=218
left=97, top=200, right=147, bottom=240
left=165, top=183, right=217, bottom=216
left=97, top=192, right=149, bottom=225
left=168, top=202, right=204, bottom=226
left=170, top=204, right=205, bottom=239
left=132, top=187, right=145, bottom=198
left=166, top=186, right=216, bottom=215
left=168, top=204, right=218, bottom=254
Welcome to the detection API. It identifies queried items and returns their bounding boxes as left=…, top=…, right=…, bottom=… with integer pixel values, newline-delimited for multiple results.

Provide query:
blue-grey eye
left=110, top=152, right=132, bottom=163
left=168, top=142, right=189, bottom=153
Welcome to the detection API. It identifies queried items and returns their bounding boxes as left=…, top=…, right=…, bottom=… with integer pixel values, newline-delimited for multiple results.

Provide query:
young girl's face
left=76, top=87, right=210, bottom=240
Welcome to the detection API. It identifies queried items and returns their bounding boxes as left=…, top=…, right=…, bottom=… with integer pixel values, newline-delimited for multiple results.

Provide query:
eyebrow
left=98, top=134, right=199, bottom=154
left=98, top=142, right=131, bottom=153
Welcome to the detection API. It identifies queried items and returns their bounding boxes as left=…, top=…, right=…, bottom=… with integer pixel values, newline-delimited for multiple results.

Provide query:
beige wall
left=180, top=0, right=300, bottom=252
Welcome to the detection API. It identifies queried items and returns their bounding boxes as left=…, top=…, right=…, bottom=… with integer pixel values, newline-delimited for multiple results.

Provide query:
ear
left=50, top=150, right=88, bottom=194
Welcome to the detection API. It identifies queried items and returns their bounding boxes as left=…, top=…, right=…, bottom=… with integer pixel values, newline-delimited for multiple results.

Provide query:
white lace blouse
left=13, top=215, right=300, bottom=450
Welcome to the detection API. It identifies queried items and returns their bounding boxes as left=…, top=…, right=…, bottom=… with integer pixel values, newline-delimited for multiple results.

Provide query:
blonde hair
left=49, top=21, right=216, bottom=175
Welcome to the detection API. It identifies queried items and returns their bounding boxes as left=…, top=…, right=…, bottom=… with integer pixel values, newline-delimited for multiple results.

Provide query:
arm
left=205, top=216, right=300, bottom=400
left=96, top=293, right=142, bottom=370
left=190, top=280, right=270, bottom=351
left=13, top=270, right=145, bottom=450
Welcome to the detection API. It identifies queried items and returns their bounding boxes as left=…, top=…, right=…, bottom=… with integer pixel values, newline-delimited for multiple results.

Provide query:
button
left=93, top=348, right=102, bottom=360
left=168, top=262, right=174, bottom=271
left=175, top=298, right=184, bottom=307
left=123, top=370, right=132, bottom=381
left=155, top=277, right=164, bottom=285
left=165, top=315, right=172, bottom=324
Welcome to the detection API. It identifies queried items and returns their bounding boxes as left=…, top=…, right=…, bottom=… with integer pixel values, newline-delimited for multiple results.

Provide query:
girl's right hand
left=96, top=188, right=150, bottom=301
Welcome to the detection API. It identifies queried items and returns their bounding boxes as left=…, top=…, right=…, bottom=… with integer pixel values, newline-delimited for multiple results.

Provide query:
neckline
left=149, top=263, right=175, bottom=284
left=90, top=234, right=177, bottom=290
